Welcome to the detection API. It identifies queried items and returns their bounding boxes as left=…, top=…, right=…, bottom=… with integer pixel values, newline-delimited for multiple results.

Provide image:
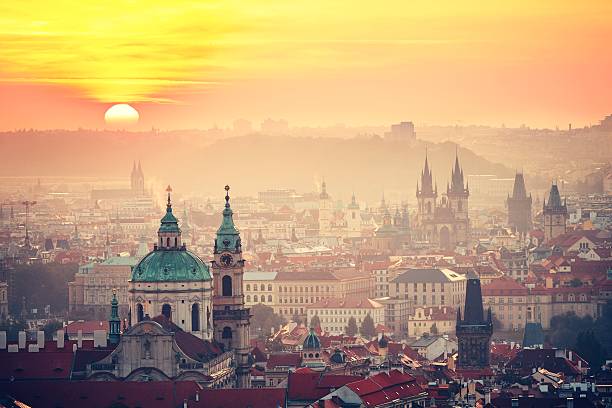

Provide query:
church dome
left=131, top=186, right=211, bottom=283
left=330, top=348, right=346, bottom=364
left=378, top=334, right=389, bottom=348
left=303, top=328, right=321, bottom=350
left=131, top=248, right=211, bottom=282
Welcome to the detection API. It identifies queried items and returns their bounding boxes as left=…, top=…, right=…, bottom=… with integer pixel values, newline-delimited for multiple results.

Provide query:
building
left=345, top=193, right=362, bottom=239
left=407, top=306, right=456, bottom=339
left=130, top=161, right=145, bottom=196
left=128, top=188, right=214, bottom=340
left=69, top=255, right=140, bottom=319
left=314, top=370, right=428, bottom=407
left=384, top=121, right=416, bottom=140
left=211, top=186, right=251, bottom=388
left=305, top=298, right=384, bottom=335
left=456, top=270, right=493, bottom=369
left=507, top=172, right=532, bottom=235
left=543, top=183, right=568, bottom=242
left=87, top=315, right=234, bottom=387
left=409, top=335, right=457, bottom=361
left=415, top=152, right=470, bottom=249
left=499, top=247, right=529, bottom=281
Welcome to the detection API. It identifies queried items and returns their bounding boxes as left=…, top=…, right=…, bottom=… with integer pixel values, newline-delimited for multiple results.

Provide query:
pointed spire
left=109, top=289, right=121, bottom=344
left=166, top=185, right=172, bottom=209
left=216, top=185, right=240, bottom=253
left=137, top=160, right=142, bottom=174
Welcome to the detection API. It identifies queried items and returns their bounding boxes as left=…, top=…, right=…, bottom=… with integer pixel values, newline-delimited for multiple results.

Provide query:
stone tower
left=318, top=179, right=333, bottom=236
left=446, top=152, right=470, bottom=244
left=543, top=182, right=567, bottom=242
left=212, top=185, right=251, bottom=388
left=130, top=161, right=145, bottom=195
left=416, top=152, right=437, bottom=227
left=346, top=193, right=361, bottom=238
left=507, top=172, right=532, bottom=236
left=456, top=270, right=493, bottom=369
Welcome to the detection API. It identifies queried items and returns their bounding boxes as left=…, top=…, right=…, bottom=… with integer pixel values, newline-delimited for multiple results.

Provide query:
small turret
left=109, top=290, right=121, bottom=345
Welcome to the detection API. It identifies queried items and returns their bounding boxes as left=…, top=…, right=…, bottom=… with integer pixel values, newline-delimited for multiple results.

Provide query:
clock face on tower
left=220, top=253, right=233, bottom=267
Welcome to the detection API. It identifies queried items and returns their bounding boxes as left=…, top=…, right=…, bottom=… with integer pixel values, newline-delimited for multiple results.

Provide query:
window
left=254, top=295, right=258, bottom=302
left=261, top=284, right=265, bottom=291
left=137, top=303, right=144, bottom=322
left=268, top=284, right=272, bottom=291
left=246, top=284, right=251, bottom=291
left=222, top=275, right=232, bottom=296
left=162, top=303, right=171, bottom=320
left=222, top=326, right=232, bottom=339
left=191, top=303, right=200, bottom=331
left=268, top=295, right=272, bottom=302
left=246, top=295, right=251, bottom=302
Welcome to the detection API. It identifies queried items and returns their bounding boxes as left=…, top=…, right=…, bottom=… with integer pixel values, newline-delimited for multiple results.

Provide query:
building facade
left=543, top=183, right=568, bottom=242
left=305, top=298, right=384, bottom=335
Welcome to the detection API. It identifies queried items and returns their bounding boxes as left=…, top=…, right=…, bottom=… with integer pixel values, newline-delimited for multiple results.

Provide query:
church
left=90, top=185, right=253, bottom=387
left=415, top=152, right=470, bottom=250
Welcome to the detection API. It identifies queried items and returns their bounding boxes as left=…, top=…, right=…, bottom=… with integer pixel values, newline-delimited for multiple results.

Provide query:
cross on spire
left=225, top=185, right=230, bottom=208
left=166, top=185, right=173, bottom=208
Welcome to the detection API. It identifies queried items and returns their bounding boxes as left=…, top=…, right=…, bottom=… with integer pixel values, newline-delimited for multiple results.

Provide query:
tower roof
left=319, top=179, right=330, bottom=199
left=546, top=183, right=563, bottom=208
left=511, top=172, right=528, bottom=200
left=347, top=192, right=359, bottom=210
left=449, top=149, right=467, bottom=194
left=159, top=186, right=180, bottom=233
left=303, top=328, right=321, bottom=350
left=460, top=270, right=486, bottom=325
left=215, top=185, right=241, bottom=253
left=418, top=150, right=435, bottom=196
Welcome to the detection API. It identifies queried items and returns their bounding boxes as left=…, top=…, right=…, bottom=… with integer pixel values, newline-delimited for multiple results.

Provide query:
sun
left=104, top=104, right=140, bottom=126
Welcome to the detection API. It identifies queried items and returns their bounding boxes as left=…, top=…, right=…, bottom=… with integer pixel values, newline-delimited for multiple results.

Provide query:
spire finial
left=166, top=185, right=172, bottom=208
left=225, top=185, right=230, bottom=208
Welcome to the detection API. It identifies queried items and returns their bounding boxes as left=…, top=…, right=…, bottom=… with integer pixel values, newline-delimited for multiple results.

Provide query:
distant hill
left=0, top=130, right=512, bottom=202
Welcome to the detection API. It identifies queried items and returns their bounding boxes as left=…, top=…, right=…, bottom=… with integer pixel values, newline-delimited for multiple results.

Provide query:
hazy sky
left=1, top=0, right=611, bottom=130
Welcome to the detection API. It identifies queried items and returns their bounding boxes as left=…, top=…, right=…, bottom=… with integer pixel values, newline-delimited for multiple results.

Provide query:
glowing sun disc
left=104, top=104, right=139, bottom=125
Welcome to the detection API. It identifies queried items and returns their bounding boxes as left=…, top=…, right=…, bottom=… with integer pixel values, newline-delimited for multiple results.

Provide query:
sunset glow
left=0, top=0, right=611, bottom=128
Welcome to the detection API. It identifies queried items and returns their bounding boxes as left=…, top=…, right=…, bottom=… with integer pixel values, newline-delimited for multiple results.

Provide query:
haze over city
left=1, top=1, right=611, bottom=407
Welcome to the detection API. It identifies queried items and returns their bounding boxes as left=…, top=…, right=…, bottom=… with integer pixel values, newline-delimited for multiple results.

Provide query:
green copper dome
left=131, top=249, right=211, bottom=282
left=215, top=185, right=242, bottom=253
left=303, top=328, right=321, bottom=350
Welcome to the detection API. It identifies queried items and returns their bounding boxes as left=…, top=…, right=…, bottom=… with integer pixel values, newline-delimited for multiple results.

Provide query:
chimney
left=511, top=398, right=519, bottom=408
left=57, top=330, right=65, bottom=349
left=77, top=330, right=83, bottom=348
left=567, top=397, right=574, bottom=408
left=93, top=330, right=107, bottom=348
left=0, top=331, right=6, bottom=349
left=195, top=392, right=200, bottom=402
left=8, top=344, right=18, bottom=353
left=72, top=343, right=77, bottom=352
left=37, top=330, right=45, bottom=349
left=18, top=331, right=26, bottom=349
left=28, top=344, right=39, bottom=352
left=568, top=350, right=573, bottom=361
left=183, top=399, right=188, bottom=408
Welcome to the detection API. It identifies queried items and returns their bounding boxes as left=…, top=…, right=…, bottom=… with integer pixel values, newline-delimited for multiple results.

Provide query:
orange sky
left=1, top=0, right=611, bottom=130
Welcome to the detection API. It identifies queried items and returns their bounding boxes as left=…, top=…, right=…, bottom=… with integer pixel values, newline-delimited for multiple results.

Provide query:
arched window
left=254, top=295, right=258, bottom=302
left=268, top=284, right=272, bottom=291
left=162, top=303, right=171, bottom=320
left=268, top=295, right=272, bottom=302
left=246, top=295, right=251, bottom=302
left=166, top=237, right=170, bottom=247
left=246, top=284, right=251, bottom=291
left=191, top=303, right=200, bottom=331
left=261, top=284, right=265, bottom=291
left=222, top=275, right=232, bottom=296
left=137, top=303, right=144, bottom=322
left=260, top=296, right=264, bottom=303
left=174, top=237, right=178, bottom=247
left=222, top=327, right=232, bottom=339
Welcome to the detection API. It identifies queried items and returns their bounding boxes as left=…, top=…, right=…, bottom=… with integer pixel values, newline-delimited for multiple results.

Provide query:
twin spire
left=417, top=147, right=468, bottom=197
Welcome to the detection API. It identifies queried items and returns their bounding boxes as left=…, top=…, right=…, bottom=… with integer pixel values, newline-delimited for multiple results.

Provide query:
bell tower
left=416, top=151, right=437, bottom=229
left=212, top=185, right=251, bottom=388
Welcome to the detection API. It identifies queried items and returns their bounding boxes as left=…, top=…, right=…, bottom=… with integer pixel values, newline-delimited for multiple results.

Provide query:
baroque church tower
left=318, top=179, right=333, bottom=236
left=212, top=186, right=251, bottom=388
left=456, top=270, right=493, bottom=369
left=507, top=172, right=532, bottom=236
left=543, top=182, right=567, bottom=242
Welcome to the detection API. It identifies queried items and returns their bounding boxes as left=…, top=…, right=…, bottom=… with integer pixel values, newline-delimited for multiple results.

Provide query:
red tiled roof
left=0, top=380, right=201, bottom=408
left=345, top=370, right=425, bottom=406
left=482, top=276, right=528, bottom=296
left=65, top=320, right=109, bottom=334
left=0, top=352, right=74, bottom=380
left=151, top=315, right=224, bottom=362
left=288, top=370, right=362, bottom=401
left=309, top=297, right=382, bottom=309
left=192, top=388, right=287, bottom=408
left=266, top=352, right=302, bottom=370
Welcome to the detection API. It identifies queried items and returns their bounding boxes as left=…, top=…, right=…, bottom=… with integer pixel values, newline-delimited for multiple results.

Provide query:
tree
left=360, top=314, right=376, bottom=339
left=430, top=322, right=439, bottom=335
left=250, top=303, right=285, bottom=339
left=575, top=330, right=606, bottom=372
left=43, top=320, right=63, bottom=340
left=346, top=316, right=358, bottom=336
left=310, top=314, right=321, bottom=330
left=292, top=312, right=303, bottom=325
left=0, top=319, right=27, bottom=342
